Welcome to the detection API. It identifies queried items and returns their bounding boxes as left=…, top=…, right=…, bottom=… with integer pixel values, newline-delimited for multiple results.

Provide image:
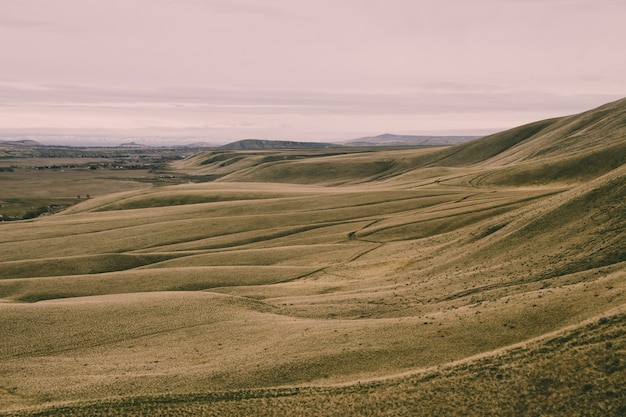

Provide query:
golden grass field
left=1, top=98, right=625, bottom=415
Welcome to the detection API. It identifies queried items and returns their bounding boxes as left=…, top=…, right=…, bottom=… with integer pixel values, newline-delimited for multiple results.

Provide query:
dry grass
left=1, top=98, right=625, bottom=415
left=3, top=312, right=624, bottom=416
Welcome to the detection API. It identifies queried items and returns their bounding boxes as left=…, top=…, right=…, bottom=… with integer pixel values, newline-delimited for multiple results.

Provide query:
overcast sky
left=1, top=0, right=625, bottom=144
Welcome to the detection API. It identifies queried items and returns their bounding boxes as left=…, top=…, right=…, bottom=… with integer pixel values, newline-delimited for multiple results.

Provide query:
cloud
left=0, top=14, right=74, bottom=32
left=0, top=15, right=50, bottom=28
left=2, top=79, right=622, bottom=143
left=2, top=0, right=624, bottom=141
left=2, top=82, right=620, bottom=117
left=164, top=0, right=295, bottom=19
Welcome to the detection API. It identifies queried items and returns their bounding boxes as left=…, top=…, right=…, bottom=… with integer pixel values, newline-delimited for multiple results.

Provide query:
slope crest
left=429, top=97, right=626, bottom=169
left=430, top=118, right=556, bottom=166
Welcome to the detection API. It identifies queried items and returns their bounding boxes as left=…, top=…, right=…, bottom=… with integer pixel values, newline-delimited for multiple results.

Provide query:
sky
left=1, top=0, right=625, bottom=145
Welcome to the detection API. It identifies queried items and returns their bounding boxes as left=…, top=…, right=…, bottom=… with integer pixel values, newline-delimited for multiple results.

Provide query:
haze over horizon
left=2, top=0, right=625, bottom=145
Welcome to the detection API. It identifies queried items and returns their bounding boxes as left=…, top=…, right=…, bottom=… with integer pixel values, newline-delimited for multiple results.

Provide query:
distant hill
left=0, top=139, right=46, bottom=158
left=184, top=142, right=215, bottom=148
left=219, top=139, right=342, bottom=150
left=178, top=98, right=626, bottom=186
left=119, top=142, right=151, bottom=148
left=345, top=133, right=479, bottom=147
left=0, top=139, right=44, bottom=147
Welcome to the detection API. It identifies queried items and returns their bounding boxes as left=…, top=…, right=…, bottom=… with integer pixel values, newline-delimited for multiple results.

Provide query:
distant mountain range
left=1, top=134, right=480, bottom=150
left=0, top=139, right=44, bottom=147
left=344, top=133, right=480, bottom=147
left=217, top=135, right=479, bottom=150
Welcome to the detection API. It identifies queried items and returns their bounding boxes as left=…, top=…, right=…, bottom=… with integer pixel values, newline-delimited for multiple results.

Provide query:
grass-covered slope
left=431, top=97, right=626, bottom=167
left=431, top=97, right=626, bottom=185
left=1, top=98, right=625, bottom=415
left=4, top=312, right=622, bottom=417
left=173, top=98, right=626, bottom=188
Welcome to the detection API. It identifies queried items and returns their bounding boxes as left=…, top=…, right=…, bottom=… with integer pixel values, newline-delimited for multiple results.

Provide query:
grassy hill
left=174, top=98, right=626, bottom=187
left=218, top=139, right=342, bottom=150
left=1, top=98, right=625, bottom=416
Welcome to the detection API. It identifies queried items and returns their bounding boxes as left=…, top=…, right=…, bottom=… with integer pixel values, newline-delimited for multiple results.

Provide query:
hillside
left=0, top=140, right=44, bottom=147
left=423, top=97, right=626, bottom=183
left=174, top=98, right=626, bottom=187
left=1, top=98, right=625, bottom=416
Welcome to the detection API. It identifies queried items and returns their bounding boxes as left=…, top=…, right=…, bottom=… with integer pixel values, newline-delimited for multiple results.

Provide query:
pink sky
left=1, top=0, right=625, bottom=144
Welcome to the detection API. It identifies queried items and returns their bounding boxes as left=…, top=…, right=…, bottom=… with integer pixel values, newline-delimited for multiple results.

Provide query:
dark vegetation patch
left=0, top=199, right=77, bottom=221
left=232, top=158, right=398, bottom=184
left=200, top=154, right=246, bottom=166
left=140, top=173, right=222, bottom=184
left=257, top=152, right=355, bottom=165
left=199, top=152, right=241, bottom=165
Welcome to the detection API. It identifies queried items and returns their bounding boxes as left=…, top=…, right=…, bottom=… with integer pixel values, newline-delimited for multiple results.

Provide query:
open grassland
left=1, top=98, right=625, bottom=415
left=0, top=164, right=153, bottom=220
left=3, top=311, right=623, bottom=417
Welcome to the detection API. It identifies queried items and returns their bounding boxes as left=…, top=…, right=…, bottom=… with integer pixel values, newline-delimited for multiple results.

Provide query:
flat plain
left=1, top=98, right=625, bottom=416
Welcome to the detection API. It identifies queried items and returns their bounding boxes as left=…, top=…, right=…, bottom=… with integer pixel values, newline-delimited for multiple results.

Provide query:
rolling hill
left=175, top=97, right=626, bottom=187
left=0, top=98, right=625, bottom=416
left=218, top=139, right=342, bottom=150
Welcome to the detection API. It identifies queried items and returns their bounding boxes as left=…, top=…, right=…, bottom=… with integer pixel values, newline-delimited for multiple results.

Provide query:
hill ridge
left=178, top=97, right=626, bottom=186
left=218, top=139, right=341, bottom=150
left=432, top=97, right=626, bottom=168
